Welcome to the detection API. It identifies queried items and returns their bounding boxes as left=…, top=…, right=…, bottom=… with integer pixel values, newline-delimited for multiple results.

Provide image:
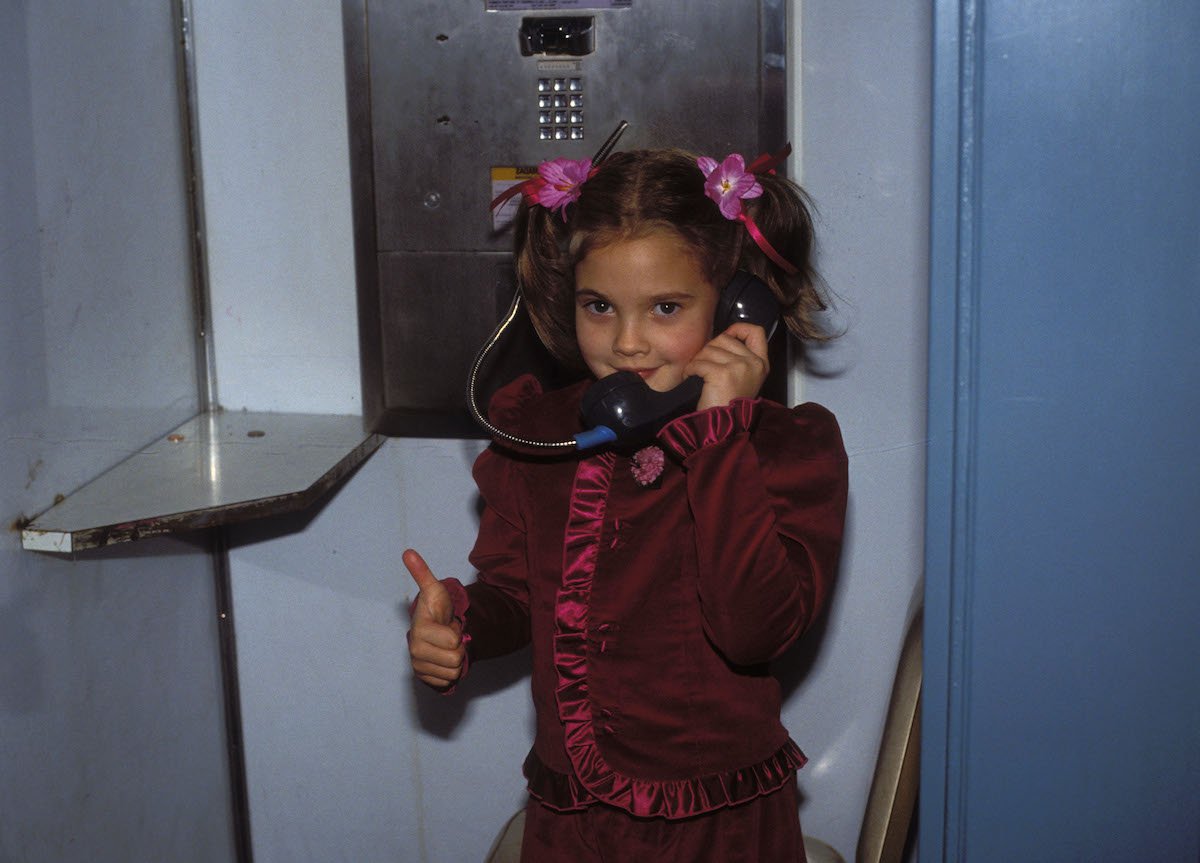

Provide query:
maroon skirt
left=519, top=775, right=806, bottom=863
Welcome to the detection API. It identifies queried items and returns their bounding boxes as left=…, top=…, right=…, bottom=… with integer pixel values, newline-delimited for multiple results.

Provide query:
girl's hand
left=686, top=321, right=771, bottom=411
left=404, top=548, right=466, bottom=690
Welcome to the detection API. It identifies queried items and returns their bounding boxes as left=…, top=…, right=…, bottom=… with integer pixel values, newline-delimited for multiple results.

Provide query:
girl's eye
left=655, top=302, right=680, bottom=316
left=583, top=299, right=612, bottom=315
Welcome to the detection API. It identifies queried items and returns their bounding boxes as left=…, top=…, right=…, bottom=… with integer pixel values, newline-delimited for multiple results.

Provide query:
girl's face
left=573, top=232, right=718, bottom=392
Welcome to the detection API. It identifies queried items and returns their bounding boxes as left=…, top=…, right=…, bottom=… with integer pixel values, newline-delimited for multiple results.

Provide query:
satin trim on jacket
left=546, top=448, right=807, bottom=819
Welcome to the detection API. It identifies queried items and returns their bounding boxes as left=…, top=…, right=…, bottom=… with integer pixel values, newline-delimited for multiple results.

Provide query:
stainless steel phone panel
left=344, top=0, right=786, bottom=434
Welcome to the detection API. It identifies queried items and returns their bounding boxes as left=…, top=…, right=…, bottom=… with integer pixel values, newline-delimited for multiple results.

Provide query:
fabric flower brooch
left=630, top=445, right=666, bottom=487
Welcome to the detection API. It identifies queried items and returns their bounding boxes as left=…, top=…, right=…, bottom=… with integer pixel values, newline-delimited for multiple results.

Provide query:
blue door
left=924, top=2, right=1200, bottom=860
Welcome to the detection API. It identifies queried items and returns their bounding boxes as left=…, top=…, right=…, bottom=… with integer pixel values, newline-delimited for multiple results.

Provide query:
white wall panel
left=788, top=0, right=931, bottom=855
left=192, top=1, right=359, bottom=415
left=1, top=3, right=233, bottom=860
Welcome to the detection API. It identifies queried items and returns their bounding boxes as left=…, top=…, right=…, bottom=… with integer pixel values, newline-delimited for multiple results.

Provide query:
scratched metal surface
left=22, top=412, right=384, bottom=552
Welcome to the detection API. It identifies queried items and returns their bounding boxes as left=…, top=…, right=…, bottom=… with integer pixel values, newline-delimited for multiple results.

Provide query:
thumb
left=403, top=548, right=452, bottom=625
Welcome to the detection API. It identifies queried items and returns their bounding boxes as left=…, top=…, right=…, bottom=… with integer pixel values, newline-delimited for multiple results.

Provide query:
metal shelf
left=21, top=411, right=384, bottom=553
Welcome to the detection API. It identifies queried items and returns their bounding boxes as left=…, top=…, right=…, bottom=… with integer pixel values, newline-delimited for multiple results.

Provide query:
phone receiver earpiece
left=576, top=271, right=781, bottom=450
left=716, top=270, right=780, bottom=340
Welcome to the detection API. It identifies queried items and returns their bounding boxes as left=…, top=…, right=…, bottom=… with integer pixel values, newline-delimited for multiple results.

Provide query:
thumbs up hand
left=404, top=548, right=466, bottom=689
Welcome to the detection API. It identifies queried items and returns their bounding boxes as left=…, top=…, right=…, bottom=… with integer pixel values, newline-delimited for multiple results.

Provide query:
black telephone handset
left=577, top=271, right=781, bottom=449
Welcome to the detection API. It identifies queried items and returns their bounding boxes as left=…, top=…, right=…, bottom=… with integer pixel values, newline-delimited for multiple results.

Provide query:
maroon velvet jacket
left=447, top=375, right=848, bottom=820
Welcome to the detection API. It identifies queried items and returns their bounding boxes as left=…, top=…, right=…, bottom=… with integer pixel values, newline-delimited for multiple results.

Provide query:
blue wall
left=924, top=1, right=1200, bottom=859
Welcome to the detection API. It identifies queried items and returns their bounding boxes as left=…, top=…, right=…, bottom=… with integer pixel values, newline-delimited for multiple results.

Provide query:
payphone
left=342, top=0, right=789, bottom=436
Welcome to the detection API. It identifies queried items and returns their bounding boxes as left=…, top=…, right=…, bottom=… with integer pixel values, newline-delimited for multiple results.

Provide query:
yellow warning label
left=490, top=166, right=540, bottom=231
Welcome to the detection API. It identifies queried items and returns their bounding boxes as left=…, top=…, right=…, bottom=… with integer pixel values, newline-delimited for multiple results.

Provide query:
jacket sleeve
left=462, top=444, right=534, bottom=663
left=657, top=398, right=848, bottom=665
left=458, top=375, right=549, bottom=665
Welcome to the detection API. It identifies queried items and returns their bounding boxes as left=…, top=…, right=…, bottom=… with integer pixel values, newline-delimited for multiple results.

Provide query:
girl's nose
left=613, top=318, right=648, bottom=356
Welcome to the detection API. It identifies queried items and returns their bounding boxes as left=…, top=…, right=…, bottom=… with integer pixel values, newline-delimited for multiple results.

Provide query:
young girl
left=405, top=147, right=848, bottom=862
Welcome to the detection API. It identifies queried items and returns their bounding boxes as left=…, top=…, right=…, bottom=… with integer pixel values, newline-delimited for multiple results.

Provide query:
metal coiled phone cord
left=465, top=122, right=629, bottom=453
left=466, top=291, right=578, bottom=452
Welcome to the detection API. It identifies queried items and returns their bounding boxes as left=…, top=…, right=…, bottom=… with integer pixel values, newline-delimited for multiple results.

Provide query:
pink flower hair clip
left=697, top=144, right=799, bottom=275
left=490, top=157, right=596, bottom=221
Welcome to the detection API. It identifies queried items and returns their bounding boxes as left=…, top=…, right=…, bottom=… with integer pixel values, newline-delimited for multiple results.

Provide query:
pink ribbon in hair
left=490, top=157, right=596, bottom=221
left=698, top=144, right=799, bottom=275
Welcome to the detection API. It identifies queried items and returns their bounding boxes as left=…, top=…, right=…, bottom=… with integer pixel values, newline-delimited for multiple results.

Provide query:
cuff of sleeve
left=657, top=397, right=762, bottom=459
left=442, top=578, right=472, bottom=692
left=441, top=577, right=471, bottom=623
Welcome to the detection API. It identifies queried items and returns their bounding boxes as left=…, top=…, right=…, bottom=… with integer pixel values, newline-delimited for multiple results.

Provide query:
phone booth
left=343, top=0, right=789, bottom=436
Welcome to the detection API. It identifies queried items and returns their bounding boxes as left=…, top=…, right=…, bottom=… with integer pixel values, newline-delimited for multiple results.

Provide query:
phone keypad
left=537, top=78, right=584, bottom=141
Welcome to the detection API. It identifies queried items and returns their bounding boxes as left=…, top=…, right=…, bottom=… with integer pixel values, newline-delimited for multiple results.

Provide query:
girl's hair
left=513, top=148, right=829, bottom=371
